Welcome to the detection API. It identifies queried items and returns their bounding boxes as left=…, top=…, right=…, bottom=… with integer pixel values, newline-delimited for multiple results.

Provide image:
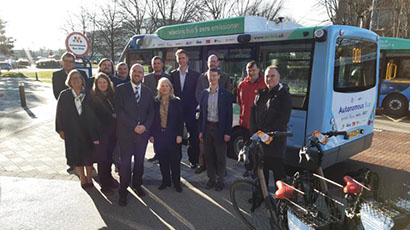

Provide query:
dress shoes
left=132, top=186, right=146, bottom=197
left=118, top=196, right=127, bottom=206
left=175, top=184, right=183, bottom=193
left=215, top=182, right=224, bottom=191
left=205, top=180, right=216, bottom=190
left=148, top=156, right=158, bottom=162
left=158, top=183, right=171, bottom=190
left=195, top=166, right=206, bottom=174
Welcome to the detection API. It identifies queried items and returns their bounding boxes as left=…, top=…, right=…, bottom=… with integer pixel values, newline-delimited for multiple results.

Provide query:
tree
left=0, top=19, right=15, bottom=57
left=119, top=0, right=148, bottom=36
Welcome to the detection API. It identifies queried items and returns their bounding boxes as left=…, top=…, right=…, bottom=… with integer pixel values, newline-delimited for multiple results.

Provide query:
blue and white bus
left=379, top=37, right=410, bottom=117
left=119, top=16, right=379, bottom=168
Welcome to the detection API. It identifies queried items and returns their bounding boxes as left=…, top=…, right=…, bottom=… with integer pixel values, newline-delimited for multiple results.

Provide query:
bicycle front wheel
left=230, top=180, right=276, bottom=230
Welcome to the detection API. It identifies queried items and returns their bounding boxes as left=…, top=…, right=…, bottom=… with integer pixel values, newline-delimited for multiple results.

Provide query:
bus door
left=258, top=41, right=314, bottom=167
left=379, top=54, right=410, bottom=116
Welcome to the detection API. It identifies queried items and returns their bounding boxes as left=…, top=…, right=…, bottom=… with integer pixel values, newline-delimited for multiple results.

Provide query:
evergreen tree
left=0, top=19, right=15, bottom=56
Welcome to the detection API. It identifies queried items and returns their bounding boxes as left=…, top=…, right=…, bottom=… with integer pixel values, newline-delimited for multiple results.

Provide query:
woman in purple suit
left=150, top=78, right=184, bottom=192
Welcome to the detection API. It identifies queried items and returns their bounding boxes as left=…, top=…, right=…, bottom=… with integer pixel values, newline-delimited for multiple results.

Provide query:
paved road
left=0, top=78, right=409, bottom=229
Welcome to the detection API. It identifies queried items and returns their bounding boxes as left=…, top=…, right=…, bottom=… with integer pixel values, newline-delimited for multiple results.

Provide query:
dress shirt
left=177, top=67, right=189, bottom=91
left=207, top=87, right=219, bottom=122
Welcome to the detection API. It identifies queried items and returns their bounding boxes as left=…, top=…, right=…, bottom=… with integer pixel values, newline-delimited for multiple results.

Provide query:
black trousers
left=96, top=130, right=116, bottom=189
left=204, top=123, right=227, bottom=183
left=185, top=118, right=199, bottom=165
left=118, top=137, right=148, bottom=196
left=263, top=157, right=286, bottom=188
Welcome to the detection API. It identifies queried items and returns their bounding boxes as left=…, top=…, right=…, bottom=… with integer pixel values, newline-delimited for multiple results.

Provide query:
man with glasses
left=52, top=52, right=88, bottom=100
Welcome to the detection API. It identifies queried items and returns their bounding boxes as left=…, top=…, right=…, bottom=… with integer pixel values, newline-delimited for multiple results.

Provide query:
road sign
left=65, top=32, right=90, bottom=57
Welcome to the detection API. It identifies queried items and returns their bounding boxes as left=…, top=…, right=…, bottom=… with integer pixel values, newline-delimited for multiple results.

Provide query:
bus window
left=164, top=47, right=202, bottom=73
left=396, top=59, right=410, bottom=80
left=259, top=42, right=313, bottom=110
left=334, top=38, right=377, bottom=92
left=128, top=50, right=153, bottom=72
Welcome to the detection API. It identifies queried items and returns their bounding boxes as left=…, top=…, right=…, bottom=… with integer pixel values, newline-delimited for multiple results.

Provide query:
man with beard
left=116, top=64, right=154, bottom=206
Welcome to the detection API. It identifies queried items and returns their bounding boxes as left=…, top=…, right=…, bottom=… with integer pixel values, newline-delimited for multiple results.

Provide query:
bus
left=379, top=37, right=410, bottom=117
left=119, top=16, right=379, bottom=169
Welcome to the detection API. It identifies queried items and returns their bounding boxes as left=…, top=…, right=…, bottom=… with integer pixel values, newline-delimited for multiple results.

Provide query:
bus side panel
left=284, top=110, right=307, bottom=166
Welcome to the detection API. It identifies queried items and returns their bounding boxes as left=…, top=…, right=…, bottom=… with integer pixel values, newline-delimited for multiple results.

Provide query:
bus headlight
left=314, top=29, right=327, bottom=42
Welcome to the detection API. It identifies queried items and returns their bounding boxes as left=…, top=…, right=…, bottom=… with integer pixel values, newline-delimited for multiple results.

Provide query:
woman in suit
left=56, top=70, right=99, bottom=189
left=89, top=73, right=119, bottom=193
left=150, top=78, right=184, bottom=192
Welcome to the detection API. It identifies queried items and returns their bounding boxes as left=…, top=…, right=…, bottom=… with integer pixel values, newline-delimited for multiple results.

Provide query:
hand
left=176, top=136, right=182, bottom=144
left=224, top=135, right=231, bottom=142
left=93, top=140, right=100, bottom=145
left=134, top=125, right=147, bottom=134
left=149, top=136, right=154, bottom=143
left=199, top=133, right=203, bottom=142
left=59, top=131, right=65, bottom=140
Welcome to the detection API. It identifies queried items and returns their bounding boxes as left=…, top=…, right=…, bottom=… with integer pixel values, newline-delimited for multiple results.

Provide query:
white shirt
left=131, top=81, right=142, bottom=96
left=71, top=88, right=85, bottom=115
left=178, top=67, right=189, bottom=91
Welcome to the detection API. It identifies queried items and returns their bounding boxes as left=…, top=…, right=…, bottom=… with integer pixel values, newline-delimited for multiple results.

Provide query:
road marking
left=382, top=114, right=407, bottom=123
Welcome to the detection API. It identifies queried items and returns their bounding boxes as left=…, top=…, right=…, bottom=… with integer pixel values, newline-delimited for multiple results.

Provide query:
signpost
left=65, top=32, right=90, bottom=57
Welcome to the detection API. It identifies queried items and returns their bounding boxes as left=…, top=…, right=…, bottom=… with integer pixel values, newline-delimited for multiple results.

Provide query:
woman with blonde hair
left=56, top=70, right=99, bottom=189
left=149, top=77, right=184, bottom=192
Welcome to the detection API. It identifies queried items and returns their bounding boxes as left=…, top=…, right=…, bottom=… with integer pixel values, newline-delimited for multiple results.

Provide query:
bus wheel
left=228, top=128, right=249, bottom=159
left=383, top=94, right=408, bottom=118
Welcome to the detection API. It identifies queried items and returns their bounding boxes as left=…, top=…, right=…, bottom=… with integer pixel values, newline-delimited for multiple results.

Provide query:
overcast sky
left=1, top=0, right=329, bottom=50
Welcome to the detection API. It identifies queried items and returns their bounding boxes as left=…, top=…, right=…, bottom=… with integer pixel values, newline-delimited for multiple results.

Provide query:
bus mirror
left=237, top=34, right=251, bottom=43
left=314, top=29, right=327, bottom=42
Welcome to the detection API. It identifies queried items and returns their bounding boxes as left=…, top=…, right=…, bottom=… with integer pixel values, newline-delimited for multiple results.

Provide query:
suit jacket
left=150, top=97, right=184, bottom=152
left=169, top=68, right=200, bottom=121
left=115, top=82, right=154, bottom=143
left=52, top=69, right=89, bottom=100
left=195, top=71, right=232, bottom=103
left=143, top=71, right=170, bottom=95
left=199, top=87, right=233, bottom=141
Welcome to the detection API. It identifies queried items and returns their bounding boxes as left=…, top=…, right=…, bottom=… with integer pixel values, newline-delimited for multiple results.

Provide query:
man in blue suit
left=169, top=49, right=200, bottom=169
left=115, top=64, right=154, bottom=206
left=199, top=68, right=233, bottom=191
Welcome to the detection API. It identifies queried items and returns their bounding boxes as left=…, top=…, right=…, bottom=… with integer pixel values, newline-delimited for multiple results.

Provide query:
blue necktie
left=135, top=87, right=140, bottom=103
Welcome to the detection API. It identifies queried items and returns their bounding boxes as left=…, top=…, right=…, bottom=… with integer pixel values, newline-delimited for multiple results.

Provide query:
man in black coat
left=116, top=64, right=154, bottom=206
left=168, top=49, right=200, bottom=169
left=250, top=65, right=292, bottom=186
left=52, top=52, right=88, bottom=100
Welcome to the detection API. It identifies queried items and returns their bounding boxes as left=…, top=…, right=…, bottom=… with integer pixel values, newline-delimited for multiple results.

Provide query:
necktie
left=135, top=87, right=140, bottom=103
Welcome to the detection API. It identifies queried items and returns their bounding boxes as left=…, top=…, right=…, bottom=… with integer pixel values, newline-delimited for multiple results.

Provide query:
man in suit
left=199, top=68, right=232, bottom=191
left=52, top=51, right=89, bottom=172
left=98, top=58, right=115, bottom=78
left=195, top=54, right=233, bottom=174
left=52, top=52, right=88, bottom=100
left=111, top=62, right=130, bottom=87
left=145, top=56, right=170, bottom=162
left=169, top=49, right=200, bottom=169
left=116, top=63, right=154, bottom=206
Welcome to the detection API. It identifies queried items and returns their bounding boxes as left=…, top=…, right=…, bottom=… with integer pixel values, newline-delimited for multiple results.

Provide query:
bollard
left=35, top=72, right=39, bottom=81
left=19, top=82, right=27, bottom=107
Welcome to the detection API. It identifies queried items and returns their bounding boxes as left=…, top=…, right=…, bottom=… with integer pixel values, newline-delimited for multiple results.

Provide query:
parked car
left=0, top=62, right=12, bottom=71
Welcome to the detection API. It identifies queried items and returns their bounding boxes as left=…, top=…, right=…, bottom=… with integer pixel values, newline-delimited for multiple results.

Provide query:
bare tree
left=119, top=0, right=147, bottom=36
left=202, top=0, right=231, bottom=19
left=226, top=0, right=284, bottom=21
left=94, top=1, right=127, bottom=62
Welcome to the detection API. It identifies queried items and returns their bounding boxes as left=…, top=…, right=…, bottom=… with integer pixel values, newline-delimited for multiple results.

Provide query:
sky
left=0, top=0, right=329, bottom=51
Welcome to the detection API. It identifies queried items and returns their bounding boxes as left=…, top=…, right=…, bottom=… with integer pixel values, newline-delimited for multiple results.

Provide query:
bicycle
left=230, top=130, right=292, bottom=230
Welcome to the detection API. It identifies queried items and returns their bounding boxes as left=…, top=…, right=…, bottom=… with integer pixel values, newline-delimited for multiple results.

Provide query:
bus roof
left=155, top=16, right=301, bottom=40
left=380, top=37, right=410, bottom=50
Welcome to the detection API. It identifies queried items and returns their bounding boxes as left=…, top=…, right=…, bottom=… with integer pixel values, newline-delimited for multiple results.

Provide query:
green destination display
left=380, top=37, right=410, bottom=50
left=156, top=17, right=245, bottom=40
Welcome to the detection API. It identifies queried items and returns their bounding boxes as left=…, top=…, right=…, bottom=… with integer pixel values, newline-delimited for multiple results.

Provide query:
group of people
left=53, top=48, right=292, bottom=207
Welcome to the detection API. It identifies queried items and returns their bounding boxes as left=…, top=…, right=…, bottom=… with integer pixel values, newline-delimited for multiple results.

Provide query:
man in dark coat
left=144, top=56, right=170, bottom=162
left=195, top=54, right=232, bottom=174
left=52, top=52, right=88, bottom=100
left=199, top=68, right=233, bottom=191
left=168, top=49, right=200, bottom=169
left=116, top=63, right=154, bottom=206
left=250, top=66, right=292, bottom=186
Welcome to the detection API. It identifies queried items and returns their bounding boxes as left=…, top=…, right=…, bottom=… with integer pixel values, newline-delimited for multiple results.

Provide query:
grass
left=0, top=71, right=53, bottom=83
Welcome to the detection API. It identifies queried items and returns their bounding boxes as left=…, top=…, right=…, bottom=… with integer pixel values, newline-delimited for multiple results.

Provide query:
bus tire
left=383, top=94, right=408, bottom=118
left=228, top=128, right=249, bottom=160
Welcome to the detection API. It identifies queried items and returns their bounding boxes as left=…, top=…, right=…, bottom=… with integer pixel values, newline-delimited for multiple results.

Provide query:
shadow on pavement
left=324, top=159, right=410, bottom=199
